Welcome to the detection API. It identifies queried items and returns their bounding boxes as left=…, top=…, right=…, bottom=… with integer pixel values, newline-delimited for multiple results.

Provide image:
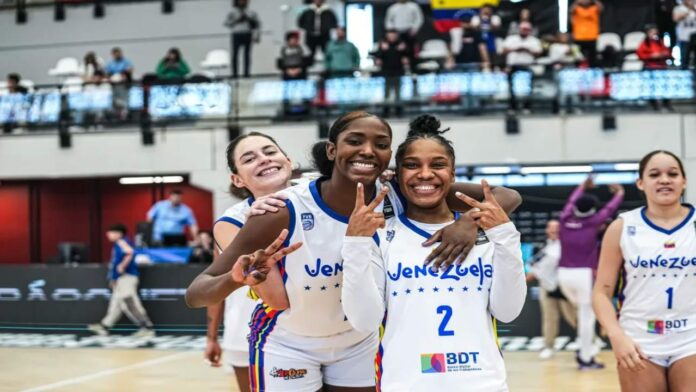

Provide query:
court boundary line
left=20, top=351, right=193, bottom=392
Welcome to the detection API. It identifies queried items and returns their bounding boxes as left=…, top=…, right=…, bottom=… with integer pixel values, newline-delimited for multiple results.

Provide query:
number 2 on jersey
left=666, top=287, right=674, bottom=309
left=437, top=305, right=455, bottom=336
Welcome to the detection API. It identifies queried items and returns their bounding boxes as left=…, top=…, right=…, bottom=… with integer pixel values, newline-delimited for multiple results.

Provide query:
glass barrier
left=0, top=68, right=694, bottom=130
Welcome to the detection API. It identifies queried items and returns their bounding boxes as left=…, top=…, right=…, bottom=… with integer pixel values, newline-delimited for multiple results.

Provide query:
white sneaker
left=87, top=323, right=108, bottom=336
left=539, top=348, right=554, bottom=360
left=132, top=328, right=155, bottom=339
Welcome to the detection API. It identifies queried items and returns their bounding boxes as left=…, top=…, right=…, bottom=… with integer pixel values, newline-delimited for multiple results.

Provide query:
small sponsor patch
left=475, top=229, right=490, bottom=245
left=664, top=240, right=676, bottom=249
left=627, top=226, right=636, bottom=236
left=269, top=367, right=308, bottom=380
left=420, top=353, right=446, bottom=373
left=301, top=213, right=314, bottom=231
left=647, top=320, right=665, bottom=335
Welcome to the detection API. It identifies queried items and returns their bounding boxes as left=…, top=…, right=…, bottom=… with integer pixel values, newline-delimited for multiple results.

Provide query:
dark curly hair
left=395, top=114, right=455, bottom=171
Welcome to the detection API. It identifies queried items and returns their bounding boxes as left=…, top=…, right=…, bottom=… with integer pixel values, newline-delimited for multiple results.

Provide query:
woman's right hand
left=230, top=229, right=302, bottom=285
left=246, top=193, right=288, bottom=218
left=609, top=331, right=647, bottom=371
left=345, top=183, right=388, bottom=237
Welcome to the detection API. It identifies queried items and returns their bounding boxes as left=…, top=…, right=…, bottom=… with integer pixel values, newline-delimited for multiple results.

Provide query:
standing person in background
left=673, top=0, right=696, bottom=69
left=224, top=0, right=260, bottom=79
left=385, top=0, right=423, bottom=64
left=527, top=220, right=578, bottom=360
left=507, top=8, right=538, bottom=37
left=147, top=189, right=199, bottom=246
left=105, top=47, right=133, bottom=119
left=571, top=0, right=603, bottom=67
left=88, top=224, right=155, bottom=338
left=471, top=3, right=502, bottom=67
left=325, top=27, right=361, bottom=78
left=502, top=22, right=542, bottom=113
left=297, top=0, right=338, bottom=59
left=446, top=14, right=490, bottom=71
left=373, top=29, right=410, bottom=116
left=656, top=0, right=678, bottom=49
left=278, top=31, right=309, bottom=80
left=82, top=52, right=105, bottom=84
left=557, top=175, right=624, bottom=370
left=155, top=48, right=190, bottom=82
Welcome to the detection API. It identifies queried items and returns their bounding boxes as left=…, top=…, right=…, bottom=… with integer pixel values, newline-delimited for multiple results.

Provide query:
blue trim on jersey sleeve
left=247, top=196, right=255, bottom=206
left=640, top=204, right=695, bottom=235
left=397, top=213, right=432, bottom=240
left=309, top=179, right=350, bottom=223
left=373, top=233, right=380, bottom=246
left=215, top=216, right=244, bottom=229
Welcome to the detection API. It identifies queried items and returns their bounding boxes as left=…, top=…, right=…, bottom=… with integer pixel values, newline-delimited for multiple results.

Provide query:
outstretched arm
left=447, top=182, right=522, bottom=214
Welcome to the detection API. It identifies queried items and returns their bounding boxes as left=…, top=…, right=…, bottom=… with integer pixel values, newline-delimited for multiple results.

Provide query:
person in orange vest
left=571, top=0, right=603, bottom=67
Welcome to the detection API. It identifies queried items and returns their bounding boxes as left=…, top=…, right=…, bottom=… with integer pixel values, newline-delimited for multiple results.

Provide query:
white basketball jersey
left=268, top=179, right=401, bottom=346
left=215, top=198, right=259, bottom=352
left=377, top=214, right=508, bottom=392
left=619, top=205, right=696, bottom=337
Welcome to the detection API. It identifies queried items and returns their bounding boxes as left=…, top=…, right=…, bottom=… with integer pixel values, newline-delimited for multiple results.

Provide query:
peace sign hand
left=230, top=229, right=303, bottom=286
left=346, top=183, right=389, bottom=237
left=455, top=180, right=510, bottom=230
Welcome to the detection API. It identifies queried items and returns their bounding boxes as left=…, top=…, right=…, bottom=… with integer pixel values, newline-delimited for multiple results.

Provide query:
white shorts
left=248, top=307, right=378, bottom=392
left=224, top=349, right=249, bottom=369
left=622, top=322, right=696, bottom=368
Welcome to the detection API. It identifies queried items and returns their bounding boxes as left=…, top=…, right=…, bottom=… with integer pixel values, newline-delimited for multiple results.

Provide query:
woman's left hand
left=455, top=180, right=510, bottom=230
left=423, top=211, right=478, bottom=270
left=246, top=193, right=288, bottom=218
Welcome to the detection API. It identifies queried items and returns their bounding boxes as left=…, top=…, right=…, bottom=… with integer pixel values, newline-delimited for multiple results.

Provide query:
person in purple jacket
left=558, top=174, right=624, bottom=370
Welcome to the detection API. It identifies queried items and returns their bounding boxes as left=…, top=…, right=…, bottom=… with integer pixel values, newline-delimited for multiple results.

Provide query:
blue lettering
left=428, top=266, right=439, bottom=278
left=306, top=258, right=343, bottom=278
left=387, top=263, right=401, bottom=281
left=628, top=255, right=696, bottom=271
left=441, top=265, right=460, bottom=281
left=414, top=264, right=428, bottom=278
left=321, top=264, right=333, bottom=277
left=402, top=266, right=413, bottom=278
left=446, top=353, right=458, bottom=364
left=304, top=259, right=320, bottom=277
left=334, top=262, right=343, bottom=274
left=456, top=263, right=469, bottom=277
left=477, top=258, right=485, bottom=286
left=484, top=264, right=493, bottom=278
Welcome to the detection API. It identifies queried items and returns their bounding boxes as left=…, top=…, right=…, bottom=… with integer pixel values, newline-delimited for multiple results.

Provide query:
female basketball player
left=340, top=115, right=527, bottom=391
left=205, top=132, right=294, bottom=392
left=186, top=111, right=521, bottom=392
left=593, top=150, right=696, bottom=391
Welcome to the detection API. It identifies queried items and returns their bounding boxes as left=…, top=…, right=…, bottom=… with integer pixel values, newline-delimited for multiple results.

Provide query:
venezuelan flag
left=431, top=0, right=500, bottom=32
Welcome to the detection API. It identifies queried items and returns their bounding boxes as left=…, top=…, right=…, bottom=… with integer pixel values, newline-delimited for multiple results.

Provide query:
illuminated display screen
left=248, top=80, right=317, bottom=104
left=610, top=70, right=694, bottom=100
left=148, top=83, right=231, bottom=118
left=558, top=68, right=604, bottom=95
left=325, top=77, right=385, bottom=104
left=401, top=71, right=532, bottom=100
left=0, top=90, right=61, bottom=124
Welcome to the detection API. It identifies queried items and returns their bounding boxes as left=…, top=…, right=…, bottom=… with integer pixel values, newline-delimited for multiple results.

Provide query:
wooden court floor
left=0, top=348, right=620, bottom=392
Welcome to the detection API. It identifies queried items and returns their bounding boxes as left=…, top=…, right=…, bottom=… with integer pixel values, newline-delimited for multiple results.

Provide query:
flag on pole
left=430, top=0, right=500, bottom=32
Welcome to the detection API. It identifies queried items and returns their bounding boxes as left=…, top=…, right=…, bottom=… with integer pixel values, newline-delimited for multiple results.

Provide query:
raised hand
left=346, top=183, right=389, bottom=237
left=230, top=229, right=302, bottom=285
left=455, top=179, right=510, bottom=230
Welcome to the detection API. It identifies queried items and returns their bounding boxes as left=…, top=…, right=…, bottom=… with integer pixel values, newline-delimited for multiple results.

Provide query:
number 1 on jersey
left=666, top=287, right=674, bottom=309
left=437, top=305, right=454, bottom=336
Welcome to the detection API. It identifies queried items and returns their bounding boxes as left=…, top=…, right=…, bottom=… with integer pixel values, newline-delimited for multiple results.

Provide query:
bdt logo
left=420, top=353, right=445, bottom=373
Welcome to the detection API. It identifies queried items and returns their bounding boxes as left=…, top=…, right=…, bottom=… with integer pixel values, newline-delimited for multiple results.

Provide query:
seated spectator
left=190, top=231, right=215, bottom=263
left=105, top=47, right=133, bottom=83
left=156, top=48, right=191, bottom=82
left=5, top=73, right=28, bottom=94
left=503, top=22, right=542, bottom=112
left=146, top=189, right=198, bottom=246
left=446, top=14, right=490, bottom=71
left=550, top=32, right=584, bottom=66
left=82, top=51, right=106, bottom=84
left=508, top=8, right=538, bottom=37
left=471, top=3, right=502, bottom=64
left=637, top=25, right=674, bottom=111
left=373, top=29, right=409, bottom=115
left=325, top=27, right=360, bottom=78
left=277, top=31, right=308, bottom=80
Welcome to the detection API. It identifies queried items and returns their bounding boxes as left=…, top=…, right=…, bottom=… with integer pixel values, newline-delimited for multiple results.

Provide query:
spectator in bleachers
left=224, top=0, right=260, bottom=79
left=147, top=189, right=199, bottom=246
left=278, top=31, right=308, bottom=80
left=471, top=3, right=502, bottom=66
left=673, top=0, right=696, bottom=69
left=324, top=27, right=360, bottom=78
left=507, top=8, right=538, bottom=37
left=656, top=0, right=678, bottom=49
left=550, top=32, right=584, bottom=66
left=156, top=48, right=191, bottom=82
left=446, top=14, right=490, bottom=71
left=571, top=0, right=603, bottom=67
left=637, top=25, right=674, bottom=111
left=5, top=73, right=28, bottom=94
left=82, top=52, right=105, bottom=84
left=385, top=0, right=423, bottom=64
left=105, top=47, right=133, bottom=83
left=373, top=29, right=409, bottom=116
left=297, top=0, right=338, bottom=59
left=503, top=22, right=541, bottom=113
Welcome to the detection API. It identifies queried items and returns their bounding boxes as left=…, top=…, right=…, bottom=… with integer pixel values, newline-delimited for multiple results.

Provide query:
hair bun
left=408, top=114, right=449, bottom=137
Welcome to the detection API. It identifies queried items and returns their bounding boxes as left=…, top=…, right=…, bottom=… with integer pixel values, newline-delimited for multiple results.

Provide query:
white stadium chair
left=623, top=31, right=646, bottom=53
left=621, top=53, right=643, bottom=71
left=418, top=39, right=449, bottom=60
left=48, top=57, right=82, bottom=78
left=597, top=33, right=622, bottom=52
left=200, top=49, right=230, bottom=76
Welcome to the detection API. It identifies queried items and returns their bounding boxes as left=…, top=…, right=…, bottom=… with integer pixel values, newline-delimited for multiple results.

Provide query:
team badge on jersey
left=386, top=230, right=395, bottom=242
left=664, top=240, right=676, bottom=249
left=301, top=213, right=314, bottom=231
left=627, top=226, right=636, bottom=236
left=475, top=229, right=490, bottom=245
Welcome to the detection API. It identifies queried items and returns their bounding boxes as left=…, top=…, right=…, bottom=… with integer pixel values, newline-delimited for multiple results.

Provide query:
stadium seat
left=200, top=49, right=230, bottom=76
left=623, top=31, right=646, bottom=53
left=621, top=53, right=643, bottom=71
left=597, top=33, right=622, bottom=52
left=61, top=76, right=84, bottom=94
left=48, top=57, right=82, bottom=78
left=418, top=39, right=449, bottom=60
